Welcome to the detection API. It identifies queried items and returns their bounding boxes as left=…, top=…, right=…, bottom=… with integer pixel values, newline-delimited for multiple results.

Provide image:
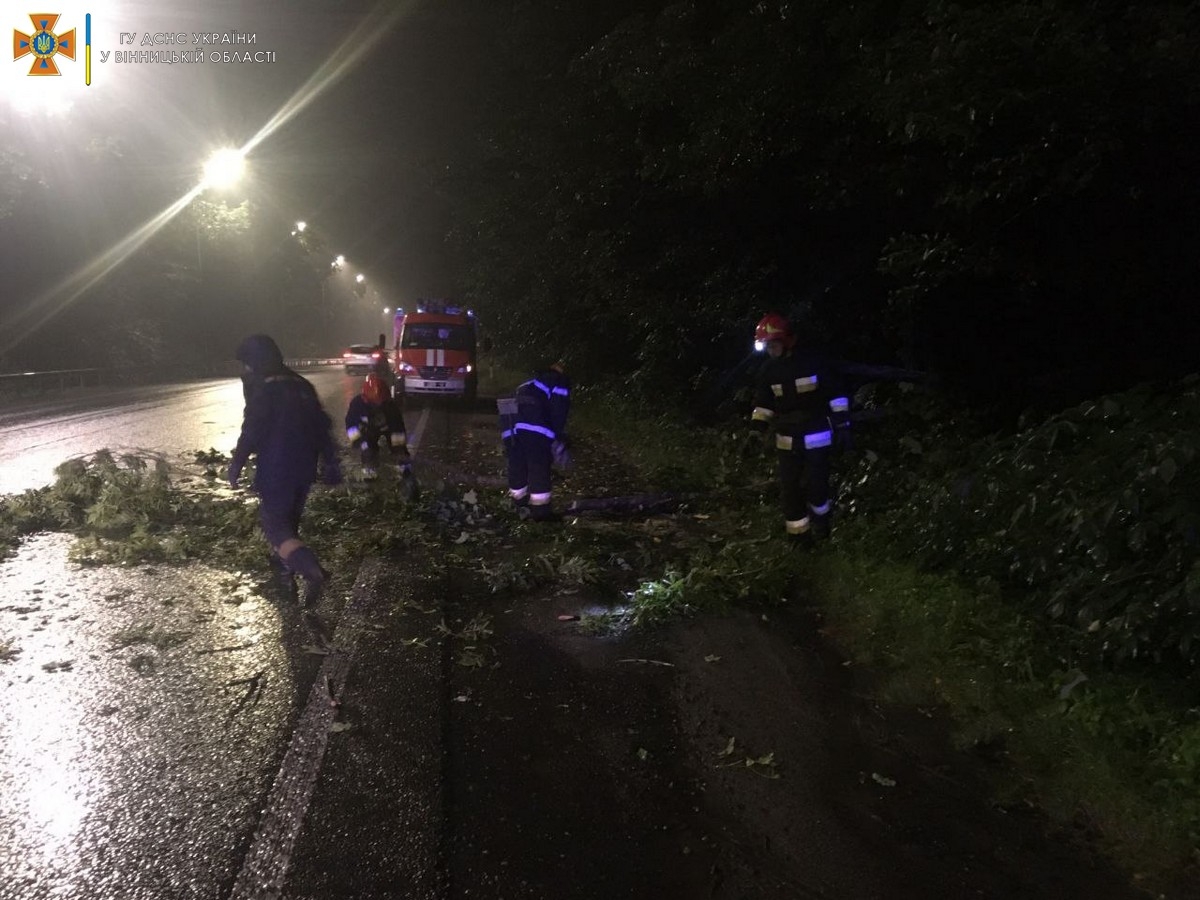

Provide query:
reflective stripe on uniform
left=347, top=426, right=361, bottom=442
left=509, top=486, right=528, bottom=500
left=785, top=517, right=811, bottom=535
left=776, top=434, right=793, bottom=450
left=530, top=379, right=551, bottom=397
left=829, top=396, right=850, bottom=413
left=515, top=422, right=556, bottom=439
left=795, top=375, right=818, bottom=392
left=809, top=500, right=832, bottom=516
left=752, top=407, right=774, bottom=423
left=771, top=383, right=784, bottom=398
left=551, top=385, right=569, bottom=397
left=500, top=428, right=514, bottom=440
left=804, top=430, right=832, bottom=449
left=389, top=433, right=407, bottom=447
left=530, top=491, right=552, bottom=506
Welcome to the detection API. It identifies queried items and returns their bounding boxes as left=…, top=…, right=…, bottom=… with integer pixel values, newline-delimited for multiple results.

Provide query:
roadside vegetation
left=0, top=448, right=429, bottom=577
left=1, top=371, right=1196, bottom=888
left=564, top=378, right=1200, bottom=890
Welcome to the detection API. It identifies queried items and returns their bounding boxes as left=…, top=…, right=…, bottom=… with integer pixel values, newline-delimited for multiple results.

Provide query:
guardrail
left=0, top=358, right=347, bottom=399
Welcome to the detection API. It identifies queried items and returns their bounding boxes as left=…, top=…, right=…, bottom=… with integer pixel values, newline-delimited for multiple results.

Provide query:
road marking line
left=407, top=404, right=431, bottom=456
left=228, top=560, right=383, bottom=900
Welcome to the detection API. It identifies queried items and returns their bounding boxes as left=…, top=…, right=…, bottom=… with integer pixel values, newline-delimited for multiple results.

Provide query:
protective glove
left=834, top=422, right=853, bottom=452
left=321, top=462, right=344, bottom=486
left=551, top=438, right=573, bottom=470
left=830, top=410, right=852, bottom=452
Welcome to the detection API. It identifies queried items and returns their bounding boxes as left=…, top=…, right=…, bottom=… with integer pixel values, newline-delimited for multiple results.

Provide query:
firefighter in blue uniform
left=750, top=313, right=850, bottom=543
left=501, top=362, right=571, bottom=521
left=229, top=334, right=342, bottom=603
left=345, top=372, right=411, bottom=480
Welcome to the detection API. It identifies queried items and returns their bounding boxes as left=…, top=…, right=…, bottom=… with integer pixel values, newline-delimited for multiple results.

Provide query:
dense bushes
left=838, top=377, right=1200, bottom=672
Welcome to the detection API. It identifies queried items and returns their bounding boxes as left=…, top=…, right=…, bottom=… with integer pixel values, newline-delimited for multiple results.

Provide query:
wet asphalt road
left=0, top=369, right=367, bottom=496
left=0, top=369, right=443, bottom=899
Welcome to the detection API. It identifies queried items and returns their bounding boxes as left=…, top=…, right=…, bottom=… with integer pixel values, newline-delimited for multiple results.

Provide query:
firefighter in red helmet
left=345, top=373, right=412, bottom=481
left=750, top=313, right=851, bottom=543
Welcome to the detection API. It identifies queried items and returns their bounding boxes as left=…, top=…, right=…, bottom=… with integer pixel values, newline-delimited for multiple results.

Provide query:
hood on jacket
left=235, top=334, right=285, bottom=375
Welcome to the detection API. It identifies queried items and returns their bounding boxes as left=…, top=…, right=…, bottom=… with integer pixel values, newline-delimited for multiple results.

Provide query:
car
left=342, top=343, right=385, bottom=374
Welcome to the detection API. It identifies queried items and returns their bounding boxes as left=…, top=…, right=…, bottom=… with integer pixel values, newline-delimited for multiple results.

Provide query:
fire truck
left=392, top=300, right=478, bottom=401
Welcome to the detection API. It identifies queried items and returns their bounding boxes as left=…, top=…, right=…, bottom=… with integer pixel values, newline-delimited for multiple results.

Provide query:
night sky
left=0, top=0, right=496, bottom=360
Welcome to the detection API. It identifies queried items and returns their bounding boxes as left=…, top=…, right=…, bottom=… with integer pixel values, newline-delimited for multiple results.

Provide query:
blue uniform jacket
left=750, top=349, right=850, bottom=444
left=514, top=368, right=571, bottom=440
left=232, top=369, right=338, bottom=493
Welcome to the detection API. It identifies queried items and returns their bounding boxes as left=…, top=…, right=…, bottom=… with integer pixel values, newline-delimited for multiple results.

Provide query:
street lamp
left=200, top=148, right=246, bottom=190
left=356, top=273, right=365, bottom=284
left=195, top=148, right=246, bottom=271
left=295, top=220, right=307, bottom=233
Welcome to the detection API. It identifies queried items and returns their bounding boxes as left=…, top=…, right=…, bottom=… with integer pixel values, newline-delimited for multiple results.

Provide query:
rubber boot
left=285, top=545, right=328, bottom=607
left=787, top=530, right=814, bottom=549
left=529, top=504, right=561, bottom=523
left=267, top=552, right=297, bottom=597
left=811, top=512, right=831, bottom=543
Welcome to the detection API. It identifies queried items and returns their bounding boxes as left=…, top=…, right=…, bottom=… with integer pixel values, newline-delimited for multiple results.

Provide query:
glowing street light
left=295, top=220, right=307, bottom=233
left=193, top=148, right=247, bottom=274
left=332, top=255, right=345, bottom=269
left=355, top=273, right=365, bottom=284
left=200, top=148, right=246, bottom=190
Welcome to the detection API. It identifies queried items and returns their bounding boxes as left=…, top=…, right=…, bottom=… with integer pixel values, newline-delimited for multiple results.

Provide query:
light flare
left=1, top=0, right=416, bottom=356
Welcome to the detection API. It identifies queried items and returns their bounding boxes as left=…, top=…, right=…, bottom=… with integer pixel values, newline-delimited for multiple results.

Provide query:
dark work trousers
left=359, top=431, right=387, bottom=468
left=259, top=483, right=312, bottom=562
left=506, top=430, right=553, bottom=507
left=776, top=444, right=832, bottom=536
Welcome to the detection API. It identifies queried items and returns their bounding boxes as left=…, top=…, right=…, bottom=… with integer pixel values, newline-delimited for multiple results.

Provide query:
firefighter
left=345, top=372, right=412, bottom=480
left=501, top=361, right=571, bottom=522
left=229, top=334, right=343, bottom=604
left=750, top=313, right=850, bottom=543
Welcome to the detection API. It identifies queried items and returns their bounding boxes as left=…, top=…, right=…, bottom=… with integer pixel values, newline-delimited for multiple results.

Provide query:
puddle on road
left=0, top=533, right=307, bottom=899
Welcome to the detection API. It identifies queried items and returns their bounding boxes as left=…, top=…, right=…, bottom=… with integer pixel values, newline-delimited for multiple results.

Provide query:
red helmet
left=362, top=373, right=388, bottom=405
left=755, top=313, right=793, bottom=348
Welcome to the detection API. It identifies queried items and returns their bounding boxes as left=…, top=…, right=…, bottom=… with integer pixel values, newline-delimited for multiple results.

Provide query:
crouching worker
left=500, top=361, right=571, bottom=522
left=345, top=373, right=412, bottom=481
left=229, top=334, right=343, bottom=605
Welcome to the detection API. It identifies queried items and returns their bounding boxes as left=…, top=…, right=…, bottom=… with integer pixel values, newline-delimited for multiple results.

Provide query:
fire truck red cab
left=392, top=300, right=478, bottom=401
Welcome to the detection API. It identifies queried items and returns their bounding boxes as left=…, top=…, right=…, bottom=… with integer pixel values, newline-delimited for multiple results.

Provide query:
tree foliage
left=447, top=0, right=1200, bottom=409
left=838, top=376, right=1200, bottom=673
